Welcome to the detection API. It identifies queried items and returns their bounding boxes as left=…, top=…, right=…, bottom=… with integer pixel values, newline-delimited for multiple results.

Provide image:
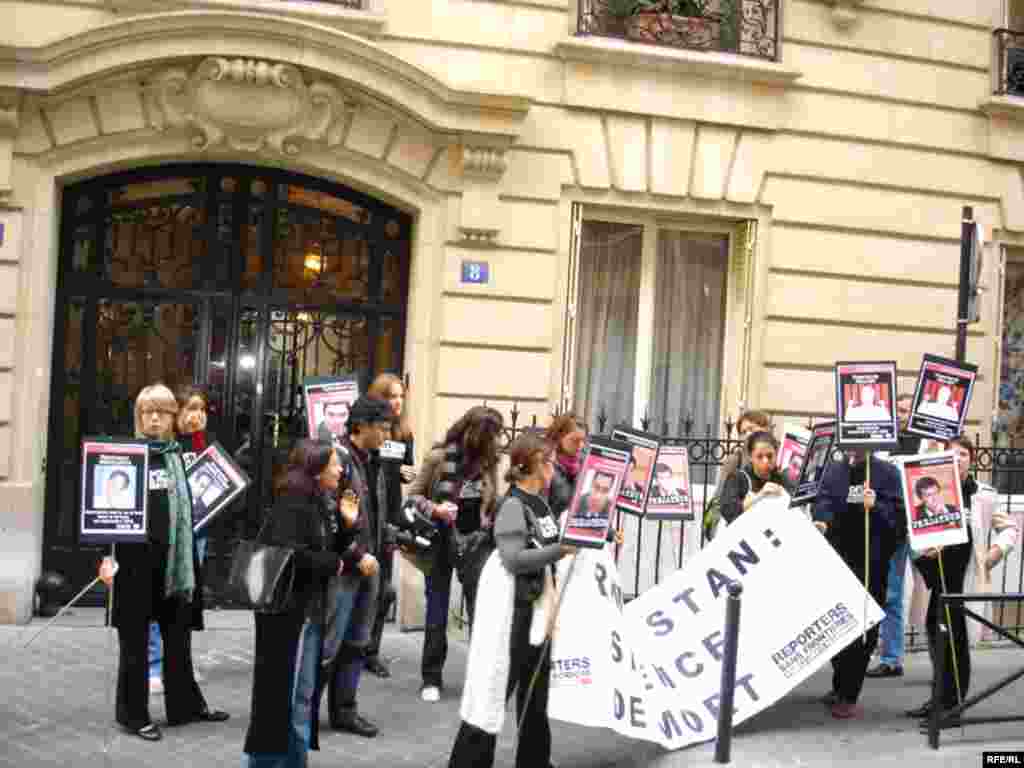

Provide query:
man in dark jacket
left=324, top=396, right=393, bottom=738
left=813, top=448, right=906, bottom=719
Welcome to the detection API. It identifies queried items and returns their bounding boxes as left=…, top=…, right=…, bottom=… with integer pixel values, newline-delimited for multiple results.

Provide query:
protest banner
left=895, top=450, right=968, bottom=553
left=777, top=432, right=809, bottom=487
left=561, top=437, right=630, bottom=549
left=186, top=442, right=251, bottom=533
left=834, top=362, right=899, bottom=449
left=907, top=354, right=977, bottom=442
left=645, top=445, right=693, bottom=521
left=611, top=426, right=660, bottom=516
left=549, top=498, right=884, bottom=749
left=80, top=438, right=149, bottom=544
left=303, top=375, right=360, bottom=447
left=790, top=422, right=835, bottom=507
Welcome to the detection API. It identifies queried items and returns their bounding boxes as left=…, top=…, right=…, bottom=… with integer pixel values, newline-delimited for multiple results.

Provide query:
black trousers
left=448, top=600, right=551, bottom=768
left=830, top=553, right=890, bottom=705
left=830, top=624, right=881, bottom=705
left=915, top=538, right=972, bottom=710
left=116, top=595, right=206, bottom=729
left=366, top=553, right=395, bottom=662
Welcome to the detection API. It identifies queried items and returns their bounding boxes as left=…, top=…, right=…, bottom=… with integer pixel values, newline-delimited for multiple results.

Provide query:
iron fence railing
left=577, top=0, right=780, bottom=61
left=493, top=402, right=1024, bottom=649
left=994, top=28, right=1024, bottom=97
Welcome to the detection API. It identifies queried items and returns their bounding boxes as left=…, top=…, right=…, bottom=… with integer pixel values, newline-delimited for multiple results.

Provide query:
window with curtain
left=572, top=221, right=729, bottom=440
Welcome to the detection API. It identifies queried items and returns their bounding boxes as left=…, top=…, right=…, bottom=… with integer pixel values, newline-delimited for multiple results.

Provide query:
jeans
left=244, top=621, right=321, bottom=768
left=150, top=537, right=208, bottom=679
left=322, top=573, right=378, bottom=721
left=878, top=541, right=909, bottom=665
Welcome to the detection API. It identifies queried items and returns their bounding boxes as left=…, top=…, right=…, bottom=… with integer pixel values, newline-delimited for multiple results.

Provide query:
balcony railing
left=577, top=0, right=779, bottom=61
left=994, top=28, right=1024, bottom=96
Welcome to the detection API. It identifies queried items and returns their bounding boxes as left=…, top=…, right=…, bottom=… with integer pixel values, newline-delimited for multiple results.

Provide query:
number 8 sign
left=460, top=260, right=490, bottom=285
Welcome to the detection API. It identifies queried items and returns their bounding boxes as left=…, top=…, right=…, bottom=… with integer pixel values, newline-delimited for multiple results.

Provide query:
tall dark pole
left=955, top=205, right=973, bottom=363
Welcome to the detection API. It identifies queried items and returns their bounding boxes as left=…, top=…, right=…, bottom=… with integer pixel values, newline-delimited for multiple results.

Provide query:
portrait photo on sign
left=186, top=442, right=251, bottom=533
left=94, top=465, right=138, bottom=509
left=645, top=445, right=693, bottom=520
left=610, top=427, right=660, bottom=515
left=562, top=439, right=630, bottom=548
left=907, top=354, right=978, bottom=442
left=778, top=433, right=809, bottom=486
left=791, top=422, right=835, bottom=507
left=834, top=361, right=899, bottom=448
left=896, top=450, right=968, bottom=552
left=303, top=375, right=359, bottom=446
left=80, top=439, right=149, bottom=544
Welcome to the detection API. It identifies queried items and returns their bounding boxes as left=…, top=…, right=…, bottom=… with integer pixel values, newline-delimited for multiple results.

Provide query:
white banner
left=549, top=497, right=884, bottom=750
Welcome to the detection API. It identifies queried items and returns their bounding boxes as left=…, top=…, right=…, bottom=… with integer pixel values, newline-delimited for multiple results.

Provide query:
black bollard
left=714, top=581, right=743, bottom=764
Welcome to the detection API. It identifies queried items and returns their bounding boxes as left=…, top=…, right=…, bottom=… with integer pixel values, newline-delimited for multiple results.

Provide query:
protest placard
left=80, top=438, right=149, bottom=544
left=645, top=445, right=693, bottom=521
left=186, top=441, right=251, bottom=533
left=303, top=375, right=360, bottom=447
left=778, top=432, right=809, bottom=487
left=790, top=422, right=835, bottom=507
left=611, top=426, right=660, bottom=516
left=895, top=450, right=969, bottom=553
left=834, top=362, right=899, bottom=449
left=561, top=437, right=631, bottom=549
left=549, top=498, right=883, bottom=749
left=907, top=354, right=977, bottom=442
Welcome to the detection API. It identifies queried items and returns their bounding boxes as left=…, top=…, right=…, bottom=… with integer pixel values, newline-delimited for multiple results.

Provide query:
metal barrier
left=492, top=402, right=1024, bottom=647
left=926, top=592, right=1024, bottom=749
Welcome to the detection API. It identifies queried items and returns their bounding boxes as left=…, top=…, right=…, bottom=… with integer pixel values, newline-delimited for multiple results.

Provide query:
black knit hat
left=347, top=395, right=393, bottom=430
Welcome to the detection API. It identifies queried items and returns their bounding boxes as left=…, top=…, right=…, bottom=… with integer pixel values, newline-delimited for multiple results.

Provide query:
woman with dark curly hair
left=402, top=405, right=504, bottom=703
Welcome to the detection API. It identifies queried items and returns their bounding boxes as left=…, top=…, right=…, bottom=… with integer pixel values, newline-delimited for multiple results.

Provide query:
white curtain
left=649, top=231, right=729, bottom=441
left=573, top=221, right=642, bottom=431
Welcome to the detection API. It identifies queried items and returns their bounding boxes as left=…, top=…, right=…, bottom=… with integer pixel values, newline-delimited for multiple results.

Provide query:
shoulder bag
left=226, top=514, right=296, bottom=614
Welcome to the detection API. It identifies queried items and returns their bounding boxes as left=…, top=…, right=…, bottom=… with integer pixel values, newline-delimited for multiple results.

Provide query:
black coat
left=111, top=451, right=205, bottom=631
left=813, top=456, right=906, bottom=599
left=243, top=489, right=341, bottom=755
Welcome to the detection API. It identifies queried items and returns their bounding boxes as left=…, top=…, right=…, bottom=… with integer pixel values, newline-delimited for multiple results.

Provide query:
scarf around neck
left=556, top=451, right=581, bottom=481
left=150, top=440, right=195, bottom=601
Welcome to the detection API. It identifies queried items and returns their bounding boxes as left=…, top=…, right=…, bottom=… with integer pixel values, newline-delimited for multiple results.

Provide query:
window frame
left=563, top=205, right=753, bottom=434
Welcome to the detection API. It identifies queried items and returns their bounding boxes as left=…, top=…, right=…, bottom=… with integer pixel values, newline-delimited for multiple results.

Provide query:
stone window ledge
left=108, top=0, right=386, bottom=36
left=554, top=35, right=802, bottom=87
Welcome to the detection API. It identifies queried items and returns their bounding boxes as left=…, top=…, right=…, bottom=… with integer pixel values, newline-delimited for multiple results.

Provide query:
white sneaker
left=149, top=677, right=164, bottom=695
left=420, top=686, right=441, bottom=703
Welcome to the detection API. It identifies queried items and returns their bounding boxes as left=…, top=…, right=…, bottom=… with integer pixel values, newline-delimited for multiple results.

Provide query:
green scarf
left=150, top=441, right=195, bottom=601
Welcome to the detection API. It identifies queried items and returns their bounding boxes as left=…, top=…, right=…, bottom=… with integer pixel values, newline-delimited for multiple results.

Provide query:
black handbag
left=226, top=522, right=296, bottom=613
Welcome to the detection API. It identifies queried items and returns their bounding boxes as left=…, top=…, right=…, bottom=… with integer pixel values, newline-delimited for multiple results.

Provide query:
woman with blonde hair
left=98, top=383, right=228, bottom=741
left=364, top=372, right=416, bottom=678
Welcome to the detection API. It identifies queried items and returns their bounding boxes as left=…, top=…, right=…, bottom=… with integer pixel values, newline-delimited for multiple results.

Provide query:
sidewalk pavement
left=1, top=609, right=1021, bottom=768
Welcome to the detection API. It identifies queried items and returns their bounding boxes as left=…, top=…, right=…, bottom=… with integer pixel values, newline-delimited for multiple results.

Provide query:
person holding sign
left=719, top=431, right=792, bottom=526
left=448, top=433, right=575, bottom=768
left=364, top=373, right=417, bottom=679
left=98, top=384, right=229, bottom=742
left=905, top=437, right=1019, bottom=721
left=813, top=449, right=905, bottom=719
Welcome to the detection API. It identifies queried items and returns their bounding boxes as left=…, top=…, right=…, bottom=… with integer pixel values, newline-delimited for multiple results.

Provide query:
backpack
left=703, top=469, right=752, bottom=541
